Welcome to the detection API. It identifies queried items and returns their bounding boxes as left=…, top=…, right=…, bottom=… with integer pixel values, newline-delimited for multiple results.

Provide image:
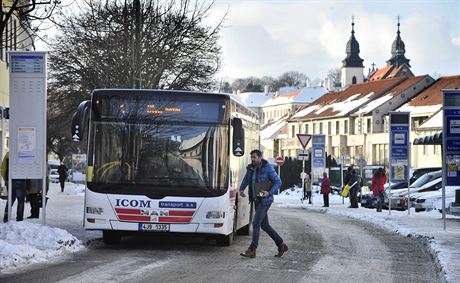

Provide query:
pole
left=389, top=179, right=392, bottom=215
left=7, top=166, right=12, bottom=222
left=278, top=165, right=281, bottom=195
left=441, top=143, right=446, bottom=231
left=407, top=141, right=411, bottom=215
left=302, top=159, right=305, bottom=201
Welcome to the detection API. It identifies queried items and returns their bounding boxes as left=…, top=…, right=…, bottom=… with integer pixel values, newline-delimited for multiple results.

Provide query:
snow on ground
left=0, top=221, right=84, bottom=273
left=48, top=182, right=85, bottom=196
left=275, top=186, right=460, bottom=282
left=0, top=182, right=93, bottom=274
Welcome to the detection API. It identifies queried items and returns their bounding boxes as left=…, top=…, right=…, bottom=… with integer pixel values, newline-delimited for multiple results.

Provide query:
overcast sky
left=205, top=0, right=460, bottom=80
left=38, top=0, right=460, bottom=81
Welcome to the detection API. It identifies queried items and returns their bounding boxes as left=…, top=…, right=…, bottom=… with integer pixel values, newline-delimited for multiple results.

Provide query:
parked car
left=49, top=169, right=60, bottom=183
left=388, top=176, right=442, bottom=210
left=409, top=167, right=441, bottom=184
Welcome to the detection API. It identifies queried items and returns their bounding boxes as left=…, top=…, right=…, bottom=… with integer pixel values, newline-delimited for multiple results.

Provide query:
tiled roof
left=291, top=77, right=406, bottom=121
left=369, top=65, right=394, bottom=81
left=399, top=75, right=460, bottom=107
left=353, top=75, right=430, bottom=115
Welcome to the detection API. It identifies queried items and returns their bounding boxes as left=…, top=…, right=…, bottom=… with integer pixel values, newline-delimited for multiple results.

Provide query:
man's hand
left=261, top=191, right=270, bottom=198
left=240, top=191, right=246, bottom=197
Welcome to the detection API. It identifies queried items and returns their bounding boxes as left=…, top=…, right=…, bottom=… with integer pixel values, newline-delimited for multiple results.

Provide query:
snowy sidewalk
left=0, top=182, right=91, bottom=273
left=274, top=188, right=460, bottom=283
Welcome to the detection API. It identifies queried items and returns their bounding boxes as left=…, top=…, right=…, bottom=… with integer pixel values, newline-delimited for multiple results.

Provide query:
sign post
left=297, top=134, right=311, bottom=201
left=389, top=112, right=410, bottom=216
left=8, top=51, right=47, bottom=225
left=442, top=90, right=460, bottom=231
left=311, top=135, right=326, bottom=200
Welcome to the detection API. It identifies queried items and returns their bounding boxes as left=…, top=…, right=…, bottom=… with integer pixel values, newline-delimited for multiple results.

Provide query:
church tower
left=386, top=17, right=411, bottom=67
left=341, top=17, right=364, bottom=87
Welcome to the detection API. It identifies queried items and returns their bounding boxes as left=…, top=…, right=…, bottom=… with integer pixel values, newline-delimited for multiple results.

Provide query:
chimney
left=264, top=85, right=270, bottom=94
left=275, top=91, right=279, bottom=97
left=306, top=77, right=310, bottom=88
left=237, top=89, right=241, bottom=96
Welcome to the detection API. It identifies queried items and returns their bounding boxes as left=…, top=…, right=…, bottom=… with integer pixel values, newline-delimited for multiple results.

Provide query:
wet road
left=0, top=206, right=442, bottom=283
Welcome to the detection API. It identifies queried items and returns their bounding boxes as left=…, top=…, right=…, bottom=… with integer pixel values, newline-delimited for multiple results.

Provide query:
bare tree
left=0, top=0, right=59, bottom=49
left=47, top=0, right=225, bottom=159
left=275, top=71, right=309, bottom=89
left=327, top=68, right=341, bottom=88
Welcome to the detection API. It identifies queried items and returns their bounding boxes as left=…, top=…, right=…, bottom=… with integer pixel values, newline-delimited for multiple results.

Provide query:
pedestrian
left=348, top=169, right=359, bottom=208
left=2, top=152, right=27, bottom=222
left=57, top=162, right=68, bottom=193
left=321, top=172, right=331, bottom=207
left=372, top=168, right=387, bottom=212
left=301, top=173, right=312, bottom=204
left=239, top=149, right=288, bottom=258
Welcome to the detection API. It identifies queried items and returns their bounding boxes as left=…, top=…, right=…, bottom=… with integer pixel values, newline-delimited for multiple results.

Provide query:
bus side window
left=232, top=118, right=245, bottom=157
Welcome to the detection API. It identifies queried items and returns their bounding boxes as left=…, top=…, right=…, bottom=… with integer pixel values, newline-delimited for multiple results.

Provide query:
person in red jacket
left=320, top=172, right=331, bottom=207
left=372, top=168, right=387, bottom=212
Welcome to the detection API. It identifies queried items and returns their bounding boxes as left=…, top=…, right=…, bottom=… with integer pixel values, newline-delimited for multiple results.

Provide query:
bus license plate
left=139, top=223, right=170, bottom=232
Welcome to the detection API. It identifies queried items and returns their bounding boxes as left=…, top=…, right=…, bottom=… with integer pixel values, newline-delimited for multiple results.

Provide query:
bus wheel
left=216, top=232, right=233, bottom=246
left=103, top=230, right=121, bottom=245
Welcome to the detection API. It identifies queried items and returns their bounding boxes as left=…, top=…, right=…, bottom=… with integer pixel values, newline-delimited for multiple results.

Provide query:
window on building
left=313, top=123, right=316, bottom=134
left=336, top=121, right=340, bottom=135
left=367, top=118, right=372, bottom=133
left=291, top=125, right=295, bottom=138
left=319, top=122, right=323, bottom=134
left=328, top=121, right=332, bottom=135
left=423, top=144, right=427, bottom=155
left=298, top=124, right=301, bottom=135
left=305, top=124, right=309, bottom=134
left=434, top=145, right=440, bottom=155
left=352, top=76, right=357, bottom=84
left=344, top=120, right=349, bottom=134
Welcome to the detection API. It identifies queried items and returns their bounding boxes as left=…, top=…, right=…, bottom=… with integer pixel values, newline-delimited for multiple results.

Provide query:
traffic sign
left=276, top=156, right=285, bottom=166
left=296, top=134, right=311, bottom=149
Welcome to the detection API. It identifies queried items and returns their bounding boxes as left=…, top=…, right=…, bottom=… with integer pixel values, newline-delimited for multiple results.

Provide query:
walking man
left=239, top=150, right=288, bottom=258
left=301, top=173, right=312, bottom=204
left=372, top=168, right=387, bottom=212
left=348, top=169, right=359, bottom=208
left=57, top=163, right=68, bottom=193
left=2, top=152, right=27, bottom=222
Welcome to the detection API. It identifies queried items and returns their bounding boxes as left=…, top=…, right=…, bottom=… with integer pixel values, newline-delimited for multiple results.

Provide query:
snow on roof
left=291, top=104, right=321, bottom=119
left=397, top=104, right=441, bottom=116
left=291, top=77, right=406, bottom=120
left=263, top=87, right=326, bottom=107
left=418, top=110, right=443, bottom=130
left=260, top=116, right=288, bottom=140
left=356, top=94, right=393, bottom=115
left=238, top=92, right=274, bottom=107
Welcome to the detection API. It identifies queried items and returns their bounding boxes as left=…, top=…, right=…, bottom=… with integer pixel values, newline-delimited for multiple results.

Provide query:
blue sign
left=159, top=201, right=197, bottom=209
left=311, top=135, right=326, bottom=184
left=389, top=113, right=410, bottom=183
left=443, top=91, right=460, bottom=186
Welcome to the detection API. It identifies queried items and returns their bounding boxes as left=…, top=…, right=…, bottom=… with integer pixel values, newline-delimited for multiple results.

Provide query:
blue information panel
left=311, top=135, right=326, bottom=185
left=443, top=91, right=460, bottom=186
left=389, top=113, right=410, bottom=183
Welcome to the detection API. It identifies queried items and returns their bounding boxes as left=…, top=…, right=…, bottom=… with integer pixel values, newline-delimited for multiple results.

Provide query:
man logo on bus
left=115, top=199, right=152, bottom=208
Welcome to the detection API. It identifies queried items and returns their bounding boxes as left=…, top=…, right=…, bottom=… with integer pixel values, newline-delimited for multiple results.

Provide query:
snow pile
left=48, top=182, right=85, bottom=196
left=0, top=221, right=84, bottom=272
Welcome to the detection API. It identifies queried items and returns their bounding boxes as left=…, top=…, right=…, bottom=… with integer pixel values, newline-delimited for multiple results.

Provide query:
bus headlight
left=206, top=211, right=225, bottom=219
left=86, top=207, right=104, bottom=215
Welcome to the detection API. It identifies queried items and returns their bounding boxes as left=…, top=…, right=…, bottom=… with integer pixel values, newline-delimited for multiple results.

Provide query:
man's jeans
left=249, top=201, right=283, bottom=250
left=3, top=180, right=27, bottom=221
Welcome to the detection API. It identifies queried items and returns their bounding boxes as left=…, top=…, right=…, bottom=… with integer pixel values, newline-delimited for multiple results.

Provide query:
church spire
left=342, top=16, right=364, bottom=68
left=386, top=16, right=411, bottom=67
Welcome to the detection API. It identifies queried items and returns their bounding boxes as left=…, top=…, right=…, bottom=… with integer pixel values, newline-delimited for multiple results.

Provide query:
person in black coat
left=57, top=163, right=68, bottom=192
left=348, top=169, right=359, bottom=208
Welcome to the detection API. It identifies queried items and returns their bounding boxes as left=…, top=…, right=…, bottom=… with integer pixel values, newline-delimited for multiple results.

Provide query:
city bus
left=71, top=89, right=259, bottom=245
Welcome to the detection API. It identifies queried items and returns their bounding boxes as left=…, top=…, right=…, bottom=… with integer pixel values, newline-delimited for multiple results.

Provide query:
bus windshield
left=88, top=121, right=229, bottom=197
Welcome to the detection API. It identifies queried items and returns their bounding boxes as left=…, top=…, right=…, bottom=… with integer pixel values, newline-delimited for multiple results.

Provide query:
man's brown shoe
left=275, top=243, right=288, bottom=257
left=240, top=249, right=256, bottom=258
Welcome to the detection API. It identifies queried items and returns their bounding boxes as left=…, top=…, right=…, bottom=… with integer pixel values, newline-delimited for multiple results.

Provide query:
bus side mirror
left=232, top=118, right=245, bottom=157
left=71, top=100, right=90, bottom=142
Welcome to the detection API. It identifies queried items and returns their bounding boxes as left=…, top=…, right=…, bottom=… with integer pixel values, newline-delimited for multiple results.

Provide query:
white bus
left=72, top=89, right=259, bottom=245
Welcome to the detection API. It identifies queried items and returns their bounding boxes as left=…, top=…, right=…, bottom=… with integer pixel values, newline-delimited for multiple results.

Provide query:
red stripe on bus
left=169, top=210, right=195, bottom=216
left=115, top=208, right=141, bottom=214
left=159, top=217, right=192, bottom=223
left=118, top=214, right=150, bottom=222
